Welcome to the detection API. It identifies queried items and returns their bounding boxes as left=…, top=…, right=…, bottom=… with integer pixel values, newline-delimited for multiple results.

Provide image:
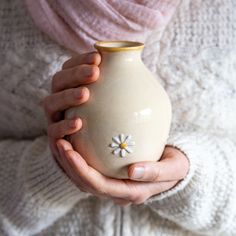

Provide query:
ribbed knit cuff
left=0, top=136, right=91, bottom=236
left=21, top=136, right=90, bottom=209
left=145, top=131, right=205, bottom=203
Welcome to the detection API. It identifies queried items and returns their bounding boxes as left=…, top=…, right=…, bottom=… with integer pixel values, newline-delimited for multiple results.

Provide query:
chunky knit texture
left=0, top=0, right=236, bottom=236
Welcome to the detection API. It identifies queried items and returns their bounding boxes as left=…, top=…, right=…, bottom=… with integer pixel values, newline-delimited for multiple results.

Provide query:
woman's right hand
left=42, top=52, right=101, bottom=160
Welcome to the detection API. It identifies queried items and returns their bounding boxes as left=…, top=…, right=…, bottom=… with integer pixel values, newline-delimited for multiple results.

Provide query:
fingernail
left=131, top=166, right=145, bottom=179
left=74, top=88, right=84, bottom=99
left=69, top=119, right=77, bottom=128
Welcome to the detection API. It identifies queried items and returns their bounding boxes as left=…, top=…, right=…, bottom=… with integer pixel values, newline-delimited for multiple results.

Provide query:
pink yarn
left=24, top=0, right=179, bottom=53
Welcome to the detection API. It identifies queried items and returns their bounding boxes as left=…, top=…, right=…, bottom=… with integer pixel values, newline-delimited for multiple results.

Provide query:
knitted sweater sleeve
left=0, top=27, right=90, bottom=236
left=144, top=129, right=236, bottom=235
left=0, top=136, right=90, bottom=236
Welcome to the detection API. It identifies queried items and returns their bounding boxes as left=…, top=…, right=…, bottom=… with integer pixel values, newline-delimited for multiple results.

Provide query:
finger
left=62, top=52, right=101, bottom=70
left=47, top=118, right=82, bottom=139
left=57, top=140, right=138, bottom=199
left=65, top=150, right=109, bottom=195
left=57, top=139, right=172, bottom=202
left=43, top=87, right=89, bottom=123
left=56, top=140, right=89, bottom=193
left=128, top=153, right=189, bottom=182
left=52, top=64, right=99, bottom=93
left=53, top=139, right=72, bottom=175
left=146, top=180, right=178, bottom=199
left=56, top=141, right=186, bottom=204
left=48, top=120, right=79, bottom=158
left=56, top=139, right=110, bottom=194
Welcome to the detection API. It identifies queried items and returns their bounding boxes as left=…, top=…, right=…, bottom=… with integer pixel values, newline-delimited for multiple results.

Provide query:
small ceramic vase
left=65, top=41, right=171, bottom=179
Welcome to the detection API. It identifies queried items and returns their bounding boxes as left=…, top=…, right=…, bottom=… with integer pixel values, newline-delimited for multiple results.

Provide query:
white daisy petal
left=113, top=148, right=121, bottom=155
left=124, top=135, right=132, bottom=143
left=127, top=141, right=135, bottom=146
left=112, top=136, right=120, bottom=144
left=121, top=149, right=127, bottom=157
left=110, top=134, right=135, bottom=157
left=110, top=143, right=119, bottom=148
left=119, top=134, right=125, bottom=143
left=125, top=146, right=133, bottom=153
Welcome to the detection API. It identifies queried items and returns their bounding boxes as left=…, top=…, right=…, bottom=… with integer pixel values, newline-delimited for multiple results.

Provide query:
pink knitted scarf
left=24, top=0, right=179, bottom=53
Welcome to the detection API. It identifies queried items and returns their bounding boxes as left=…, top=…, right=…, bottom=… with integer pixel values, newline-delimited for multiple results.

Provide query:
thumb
left=128, top=162, right=163, bottom=182
left=128, top=155, right=188, bottom=182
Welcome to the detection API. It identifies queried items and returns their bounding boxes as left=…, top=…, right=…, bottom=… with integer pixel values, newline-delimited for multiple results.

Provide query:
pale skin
left=43, top=52, right=189, bottom=206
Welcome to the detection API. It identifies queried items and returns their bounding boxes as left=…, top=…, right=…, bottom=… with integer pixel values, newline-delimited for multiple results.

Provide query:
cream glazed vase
left=65, top=41, right=172, bottom=179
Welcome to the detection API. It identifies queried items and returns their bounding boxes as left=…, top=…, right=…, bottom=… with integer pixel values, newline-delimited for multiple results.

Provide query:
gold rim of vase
left=94, top=41, right=144, bottom=52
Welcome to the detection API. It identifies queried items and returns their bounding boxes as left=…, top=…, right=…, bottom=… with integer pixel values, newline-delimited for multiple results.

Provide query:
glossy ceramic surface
left=65, top=41, right=172, bottom=179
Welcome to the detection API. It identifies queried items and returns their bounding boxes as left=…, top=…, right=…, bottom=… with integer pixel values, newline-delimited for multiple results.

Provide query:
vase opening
left=94, top=41, right=144, bottom=52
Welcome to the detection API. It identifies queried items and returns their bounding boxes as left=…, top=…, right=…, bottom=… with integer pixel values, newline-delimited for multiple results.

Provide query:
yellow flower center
left=119, top=142, right=127, bottom=149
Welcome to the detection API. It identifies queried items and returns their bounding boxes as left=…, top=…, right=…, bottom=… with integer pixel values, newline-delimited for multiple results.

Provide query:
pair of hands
left=43, top=52, right=189, bottom=206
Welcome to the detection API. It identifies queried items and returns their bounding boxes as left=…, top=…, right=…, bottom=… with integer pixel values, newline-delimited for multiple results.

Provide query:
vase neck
left=99, top=50, right=142, bottom=65
left=94, top=41, right=144, bottom=65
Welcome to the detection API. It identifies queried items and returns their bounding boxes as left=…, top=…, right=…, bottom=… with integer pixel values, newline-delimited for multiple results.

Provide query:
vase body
left=65, top=41, right=171, bottom=179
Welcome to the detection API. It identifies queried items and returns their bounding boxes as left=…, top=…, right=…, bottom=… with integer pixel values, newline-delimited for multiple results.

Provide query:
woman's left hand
left=57, top=139, right=189, bottom=206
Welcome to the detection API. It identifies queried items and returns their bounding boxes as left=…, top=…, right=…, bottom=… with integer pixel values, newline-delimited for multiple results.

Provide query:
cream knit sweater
left=0, top=0, right=236, bottom=236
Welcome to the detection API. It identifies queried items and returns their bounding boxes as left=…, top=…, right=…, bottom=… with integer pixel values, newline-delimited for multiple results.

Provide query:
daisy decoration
left=109, top=134, right=135, bottom=157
